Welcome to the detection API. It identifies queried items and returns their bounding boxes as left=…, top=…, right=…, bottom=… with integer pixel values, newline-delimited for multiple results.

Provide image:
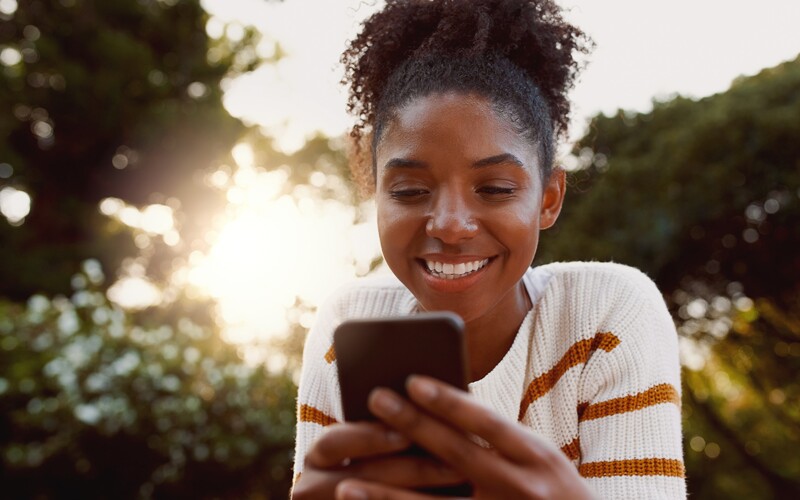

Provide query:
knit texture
left=293, top=262, right=686, bottom=499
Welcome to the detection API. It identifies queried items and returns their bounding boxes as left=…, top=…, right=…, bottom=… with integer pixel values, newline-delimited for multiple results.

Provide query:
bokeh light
left=0, top=0, right=17, bottom=16
left=0, top=186, right=31, bottom=224
left=106, top=277, right=163, bottom=310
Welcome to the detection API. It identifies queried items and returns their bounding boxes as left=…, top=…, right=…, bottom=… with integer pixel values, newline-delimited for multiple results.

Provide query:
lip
left=416, top=255, right=495, bottom=293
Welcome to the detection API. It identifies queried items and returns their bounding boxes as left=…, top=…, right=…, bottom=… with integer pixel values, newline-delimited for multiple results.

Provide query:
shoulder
left=534, top=261, right=666, bottom=317
left=536, top=261, right=661, bottom=296
left=540, top=261, right=680, bottom=379
left=532, top=261, right=675, bottom=349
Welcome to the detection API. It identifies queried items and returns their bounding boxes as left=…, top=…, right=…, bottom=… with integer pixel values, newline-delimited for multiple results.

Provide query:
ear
left=539, top=167, right=566, bottom=230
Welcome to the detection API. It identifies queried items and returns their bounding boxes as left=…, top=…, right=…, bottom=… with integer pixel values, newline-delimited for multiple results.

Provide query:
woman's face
left=375, top=92, right=565, bottom=323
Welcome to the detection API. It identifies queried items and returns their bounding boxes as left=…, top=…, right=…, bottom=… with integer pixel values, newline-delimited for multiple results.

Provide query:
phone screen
left=334, top=311, right=468, bottom=422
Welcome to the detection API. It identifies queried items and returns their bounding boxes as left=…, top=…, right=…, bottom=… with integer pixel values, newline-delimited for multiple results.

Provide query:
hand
left=334, top=376, right=597, bottom=500
left=292, top=420, right=466, bottom=499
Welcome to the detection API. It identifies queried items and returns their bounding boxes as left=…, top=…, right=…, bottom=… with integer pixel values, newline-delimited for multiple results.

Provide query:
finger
left=349, top=454, right=466, bottom=489
left=305, top=422, right=411, bottom=468
left=406, top=375, right=546, bottom=464
left=368, top=387, right=509, bottom=485
left=335, top=478, right=462, bottom=500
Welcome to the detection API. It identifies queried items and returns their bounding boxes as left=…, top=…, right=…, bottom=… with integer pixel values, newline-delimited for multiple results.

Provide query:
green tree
left=1, top=1, right=307, bottom=497
left=538, top=55, right=800, bottom=498
left=0, top=0, right=263, bottom=299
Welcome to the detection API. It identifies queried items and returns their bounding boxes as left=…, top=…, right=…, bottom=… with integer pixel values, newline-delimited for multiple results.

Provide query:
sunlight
left=92, top=144, right=384, bottom=353
left=231, top=142, right=255, bottom=169
left=99, top=197, right=179, bottom=246
left=186, top=151, right=382, bottom=349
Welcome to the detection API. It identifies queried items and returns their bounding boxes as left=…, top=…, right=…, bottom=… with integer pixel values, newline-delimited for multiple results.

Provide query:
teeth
left=424, top=258, right=489, bottom=279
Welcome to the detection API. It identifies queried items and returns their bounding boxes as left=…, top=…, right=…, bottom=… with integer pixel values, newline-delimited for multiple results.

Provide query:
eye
left=389, top=188, right=429, bottom=201
left=476, top=185, right=516, bottom=199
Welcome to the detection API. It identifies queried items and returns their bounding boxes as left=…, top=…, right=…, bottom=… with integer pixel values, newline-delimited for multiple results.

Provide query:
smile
left=424, top=258, right=490, bottom=280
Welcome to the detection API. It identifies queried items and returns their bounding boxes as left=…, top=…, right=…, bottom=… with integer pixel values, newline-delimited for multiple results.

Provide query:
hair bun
left=341, top=0, right=591, bottom=195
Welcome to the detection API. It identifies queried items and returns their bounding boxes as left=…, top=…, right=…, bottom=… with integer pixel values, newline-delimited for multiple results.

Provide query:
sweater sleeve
left=292, top=289, right=346, bottom=485
left=576, top=266, right=686, bottom=499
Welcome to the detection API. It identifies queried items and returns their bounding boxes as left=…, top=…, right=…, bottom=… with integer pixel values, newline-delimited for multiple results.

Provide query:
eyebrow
left=383, top=158, right=427, bottom=170
left=472, top=153, right=525, bottom=169
left=382, top=153, right=526, bottom=171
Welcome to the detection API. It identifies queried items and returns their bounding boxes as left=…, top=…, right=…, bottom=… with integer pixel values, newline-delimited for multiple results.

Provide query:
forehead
left=376, top=92, right=538, bottom=167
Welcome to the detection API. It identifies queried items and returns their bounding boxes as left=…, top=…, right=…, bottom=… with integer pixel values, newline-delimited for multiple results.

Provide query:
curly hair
left=341, top=0, right=591, bottom=195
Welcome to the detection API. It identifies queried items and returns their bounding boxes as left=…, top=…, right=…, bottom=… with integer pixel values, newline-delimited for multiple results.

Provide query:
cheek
left=376, top=198, right=398, bottom=240
left=493, top=200, right=542, bottom=251
left=376, top=201, right=417, bottom=255
left=496, top=195, right=540, bottom=226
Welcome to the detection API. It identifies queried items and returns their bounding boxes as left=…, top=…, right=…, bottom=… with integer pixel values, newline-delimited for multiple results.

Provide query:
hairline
left=370, top=88, right=554, bottom=185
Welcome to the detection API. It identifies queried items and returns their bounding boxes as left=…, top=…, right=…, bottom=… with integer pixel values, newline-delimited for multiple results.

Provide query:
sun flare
left=186, top=144, right=382, bottom=352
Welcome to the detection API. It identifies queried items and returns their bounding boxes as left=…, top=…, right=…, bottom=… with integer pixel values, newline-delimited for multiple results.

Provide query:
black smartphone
left=334, top=311, right=469, bottom=422
left=334, top=311, right=473, bottom=496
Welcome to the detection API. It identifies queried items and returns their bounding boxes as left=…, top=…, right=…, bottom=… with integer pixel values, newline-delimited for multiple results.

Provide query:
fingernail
left=408, top=375, right=437, bottom=401
left=370, top=389, right=403, bottom=416
left=338, top=483, right=368, bottom=500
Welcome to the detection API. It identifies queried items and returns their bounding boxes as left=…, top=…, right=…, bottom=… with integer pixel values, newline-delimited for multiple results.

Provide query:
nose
left=425, top=191, right=478, bottom=244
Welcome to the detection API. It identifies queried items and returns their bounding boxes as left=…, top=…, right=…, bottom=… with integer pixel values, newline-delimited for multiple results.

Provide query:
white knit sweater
left=293, top=262, right=686, bottom=499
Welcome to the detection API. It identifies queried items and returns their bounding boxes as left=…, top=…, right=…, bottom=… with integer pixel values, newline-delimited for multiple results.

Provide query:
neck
left=464, top=280, right=531, bottom=382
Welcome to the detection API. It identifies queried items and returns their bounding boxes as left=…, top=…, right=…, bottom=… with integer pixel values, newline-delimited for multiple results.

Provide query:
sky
left=201, top=0, right=800, bottom=152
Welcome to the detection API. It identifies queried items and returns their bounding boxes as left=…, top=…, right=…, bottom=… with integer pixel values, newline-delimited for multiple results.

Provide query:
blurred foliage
left=542, top=56, right=800, bottom=300
left=539, top=55, right=800, bottom=498
left=0, top=261, right=296, bottom=498
left=2, top=0, right=799, bottom=498
left=0, top=0, right=266, bottom=300
left=1, top=0, right=305, bottom=498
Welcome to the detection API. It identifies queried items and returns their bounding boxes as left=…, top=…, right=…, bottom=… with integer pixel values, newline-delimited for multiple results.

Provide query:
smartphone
left=334, top=311, right=469, bottom=422
left=334, top=312, right=473, bottom=496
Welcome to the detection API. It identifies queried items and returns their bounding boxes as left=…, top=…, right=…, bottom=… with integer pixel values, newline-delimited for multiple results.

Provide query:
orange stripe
left=324, top=344, right=336, bottom=364
left=577, top=401, right=590, bottom=420
left=299, top=404, right=338, bottom=427
left=579, top=458, right=685, bottom=478
left=579, top=383, right=680, bottom=422
left=293, top=472, right=302, bottom=485
left=518, top=332, right=620, bottom=420
left=560, top=436, right=581, bottom=461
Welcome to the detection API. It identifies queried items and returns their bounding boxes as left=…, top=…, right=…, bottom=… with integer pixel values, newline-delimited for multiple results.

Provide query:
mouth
left=420, top=258, right=491, bottom=280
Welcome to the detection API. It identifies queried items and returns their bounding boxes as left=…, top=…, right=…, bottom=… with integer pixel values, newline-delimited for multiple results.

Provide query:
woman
left=292, top=1, right=685, bottom=498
